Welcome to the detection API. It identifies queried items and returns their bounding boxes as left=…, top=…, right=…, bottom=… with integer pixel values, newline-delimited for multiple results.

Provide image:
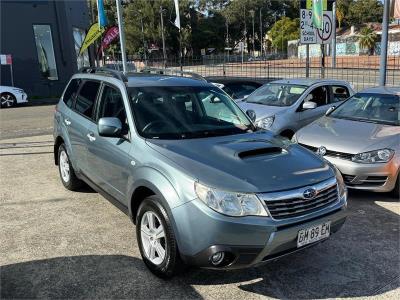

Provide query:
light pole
left=160, top=6, right=167, bottom=68
left=139, top=11, right=147, bottom=67
left=250, top=9, right=255, bottom=57
left=259, top=9, right=263, bottom=58
left=115, top=0, right=128, bottom=73
left=379, top=0, right=390, bottom=86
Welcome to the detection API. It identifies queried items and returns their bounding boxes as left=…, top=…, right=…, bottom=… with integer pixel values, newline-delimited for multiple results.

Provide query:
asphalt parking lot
left=0, top=132, right=399, bottom=299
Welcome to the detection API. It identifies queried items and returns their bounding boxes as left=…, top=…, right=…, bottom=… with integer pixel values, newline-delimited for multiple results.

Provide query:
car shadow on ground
left=1, top=191, right=398, bottom=299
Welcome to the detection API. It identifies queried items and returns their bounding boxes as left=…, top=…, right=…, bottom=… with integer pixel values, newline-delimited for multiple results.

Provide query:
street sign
left=300, top=9, right=333, bottom=44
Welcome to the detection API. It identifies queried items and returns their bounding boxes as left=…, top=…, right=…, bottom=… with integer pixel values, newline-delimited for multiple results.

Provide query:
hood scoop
left=238, top=147, right=285, bottom=159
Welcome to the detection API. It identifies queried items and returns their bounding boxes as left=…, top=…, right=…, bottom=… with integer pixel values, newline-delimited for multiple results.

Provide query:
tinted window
left=224, top=82, right=261, bottom=99
left=63, top=79, right=81, bottom=108
left=331, top=86, right=350, bottom=103
left=305, top=86, right=328, bottom=107
left=74, top=81, right=100, bottom=119
left=98, top=85, right=129, bottom=133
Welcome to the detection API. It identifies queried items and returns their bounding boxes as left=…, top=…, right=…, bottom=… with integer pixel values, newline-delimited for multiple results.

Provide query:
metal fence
left=124, top=54, right=400, bottom=91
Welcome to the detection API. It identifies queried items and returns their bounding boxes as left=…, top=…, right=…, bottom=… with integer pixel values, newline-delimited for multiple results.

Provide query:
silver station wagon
left=54, top=68, right=347, bottom=278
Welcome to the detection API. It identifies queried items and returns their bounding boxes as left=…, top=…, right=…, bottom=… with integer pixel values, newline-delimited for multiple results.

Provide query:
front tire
left=136, top=196, right=184, bottom=278
left=58, top=144, right=82, bottom=191
left=0, top=93, right=16, bottom=108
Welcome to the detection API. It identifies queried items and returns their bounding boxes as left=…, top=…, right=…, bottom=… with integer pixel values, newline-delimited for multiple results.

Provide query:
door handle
left=87, top=132, right=96, bottom=142
left=64, top=118, right=71, bottom=126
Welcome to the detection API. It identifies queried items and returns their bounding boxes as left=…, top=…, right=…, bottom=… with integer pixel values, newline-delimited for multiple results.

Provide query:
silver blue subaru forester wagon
left=53, top=68, right=347, bottom=278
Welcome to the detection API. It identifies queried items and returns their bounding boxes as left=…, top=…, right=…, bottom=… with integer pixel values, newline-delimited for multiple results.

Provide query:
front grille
left=258, top=178, right=338, bottom=220
left=299, top=143, right=353, bottom=161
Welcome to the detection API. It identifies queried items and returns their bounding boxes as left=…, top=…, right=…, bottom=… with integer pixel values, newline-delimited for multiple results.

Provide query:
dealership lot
left=1, top=132, right=399, bottom=299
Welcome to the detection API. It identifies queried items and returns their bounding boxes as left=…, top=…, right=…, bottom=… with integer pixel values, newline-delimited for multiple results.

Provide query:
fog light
left=210, top=251, right=225, bottom=266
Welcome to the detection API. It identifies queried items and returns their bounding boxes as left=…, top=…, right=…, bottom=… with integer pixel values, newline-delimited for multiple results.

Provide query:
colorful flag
left=312, top=0, right=323, bottom=30
left=97, top=0, right=107, bottom=28
left=79, top=22, right=105, bottom=55
left=173, top=0, right=181, bottom=30
left=97, top=26, right=119, bottom=57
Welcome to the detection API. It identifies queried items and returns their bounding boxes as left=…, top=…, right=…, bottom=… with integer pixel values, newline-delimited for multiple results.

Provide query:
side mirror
left=302, top=101, right=317, bottom=110
left=98, top=117, right=122, bottom=137
left=326, top=106, right=336, bottom=115
left=246, top=109, right=256, bottom=122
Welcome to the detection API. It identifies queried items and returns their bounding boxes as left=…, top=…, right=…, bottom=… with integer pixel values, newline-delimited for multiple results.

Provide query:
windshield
left=330, top=93, right=399, bottom=126
left=245, top=83, right=307, bottom=106
left=128, top=86, right=255, bottom=139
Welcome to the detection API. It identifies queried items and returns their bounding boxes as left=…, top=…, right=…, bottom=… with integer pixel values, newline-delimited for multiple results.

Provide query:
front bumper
left=324, top=156, right=399, bottom=192
left=16, top=92, right=28, bottom=103
left=172, top=194, right=347, bottom=270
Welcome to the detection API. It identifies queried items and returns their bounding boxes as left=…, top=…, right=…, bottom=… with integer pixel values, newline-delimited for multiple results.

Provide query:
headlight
left=352, top=149, right=394, bottom=164
left=332, top=165, right=347, bottom=199
left=255, top=115, right=274, bottom=129
left=291, top=134, right=298, bottom=143
left=12, top=88, right=24, bottom=93
left=194, top=182, right=269, bottom=217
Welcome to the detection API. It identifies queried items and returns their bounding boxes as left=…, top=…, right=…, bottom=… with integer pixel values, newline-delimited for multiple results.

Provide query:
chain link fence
left=108, top=54, right=400, bottom=91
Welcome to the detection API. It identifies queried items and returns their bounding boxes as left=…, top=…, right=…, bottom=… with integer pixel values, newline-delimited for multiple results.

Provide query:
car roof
left=358, top=86, right=400, bottom=95
left=125, top=74, right=211, bottom=87
left=270, top=78, right=350, bottom=87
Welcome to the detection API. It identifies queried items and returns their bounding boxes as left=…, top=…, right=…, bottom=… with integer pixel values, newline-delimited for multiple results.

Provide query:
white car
left=0, top=85, right=28, bottom=108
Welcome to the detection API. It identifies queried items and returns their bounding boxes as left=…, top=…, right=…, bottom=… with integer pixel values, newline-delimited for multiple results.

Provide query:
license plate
left=297, top=221, right=331, bottom=248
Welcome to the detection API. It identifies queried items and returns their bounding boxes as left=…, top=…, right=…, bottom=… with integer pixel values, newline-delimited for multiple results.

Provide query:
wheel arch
left=280, top=129, right=295, bottom=139
left=54, top=136, right=65, bottom=165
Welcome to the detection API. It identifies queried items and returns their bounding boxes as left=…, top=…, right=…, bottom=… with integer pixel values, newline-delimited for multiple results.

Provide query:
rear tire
left=58, top=144, right=83, bottom=191
left=136, top=196, right=185, bottom=278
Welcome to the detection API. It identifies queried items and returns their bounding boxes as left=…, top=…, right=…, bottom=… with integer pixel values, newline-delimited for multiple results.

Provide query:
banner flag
left=312, top=0, right=324, bottom=30
left=97, top=0, right=108, bottom=28
left=97, top=26, right=119, bottom=57
left=173, top=0, right=181, bottom=30
left=79, top=22, right=105, bottom=55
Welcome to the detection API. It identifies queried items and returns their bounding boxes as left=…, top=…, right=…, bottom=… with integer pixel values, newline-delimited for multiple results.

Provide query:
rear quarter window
left=74, top=80, right=100, bottom=120
left=62, top=78, right=81, bottom=108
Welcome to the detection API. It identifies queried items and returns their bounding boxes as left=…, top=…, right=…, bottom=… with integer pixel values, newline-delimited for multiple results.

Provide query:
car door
left=86, top=83, right=133, bottom=202
left=296, top=85, right=330, bottom=130
left=68, top=80, right=101, bottom=175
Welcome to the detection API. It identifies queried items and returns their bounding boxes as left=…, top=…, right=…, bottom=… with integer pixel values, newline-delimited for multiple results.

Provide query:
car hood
left=146, top=132, right=334, bottom=193
left=238, top=102, right=289, bottom=120
left=296, top=116, right=400, bottom=153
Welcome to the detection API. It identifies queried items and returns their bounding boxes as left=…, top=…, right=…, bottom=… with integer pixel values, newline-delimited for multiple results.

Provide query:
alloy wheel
left=140, top=211, right=167, bottom=265
left=59, top=150, right=70, bottom=183
left=0, top=94, right=15, bottom=107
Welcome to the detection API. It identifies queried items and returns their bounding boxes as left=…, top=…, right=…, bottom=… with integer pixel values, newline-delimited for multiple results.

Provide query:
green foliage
left=348, top=0, right=383, bottom=25
left=268, top=17, right=299, bottom=52
left=358, top=26, right=378, bottom=55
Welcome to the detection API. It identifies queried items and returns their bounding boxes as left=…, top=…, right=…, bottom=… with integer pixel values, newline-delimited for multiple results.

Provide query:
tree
left=335, top=0, right=352, bottom=29
left=348, top=0, right=383, bottom=25
left=268, top=17, right=299, bottom=53
left=358, top=26, right=378, bottom=55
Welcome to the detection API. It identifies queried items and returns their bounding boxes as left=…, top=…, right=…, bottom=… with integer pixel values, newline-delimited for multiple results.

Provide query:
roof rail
left=78, top=67, right=128, bottom=82
left=140, top=67, right=207, bottom=81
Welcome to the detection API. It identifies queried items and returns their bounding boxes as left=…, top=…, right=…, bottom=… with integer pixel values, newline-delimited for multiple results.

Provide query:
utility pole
left=116, top=0, right=127, bottom=73
left=259, top=9, right=263, bottom=58
left=160, top=6, right=167, bottom=69
left=331, top=1, right=337, bottom=68
left=250, top=10, right=255, bottom=56
left=379, top=0, right=390, bottom=86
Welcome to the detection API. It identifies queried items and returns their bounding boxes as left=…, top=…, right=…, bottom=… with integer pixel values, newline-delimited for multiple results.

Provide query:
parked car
left=0, top=85, right=28, bottom=108
left=294, top=86, right=399, bottom=196
left=208, top=78, right=263, bottom=102
left=239, top=79, right=354, bottom=138
left=54, top=68, right=347, bottom=278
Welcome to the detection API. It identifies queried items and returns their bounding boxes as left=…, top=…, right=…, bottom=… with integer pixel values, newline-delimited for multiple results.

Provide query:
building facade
left=1, top=0, right=93, bottom=97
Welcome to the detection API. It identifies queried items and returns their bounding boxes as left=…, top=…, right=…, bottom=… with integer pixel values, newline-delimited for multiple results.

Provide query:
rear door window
left=74, top=80, right=100, bottom=120
left=330, top=86, right=350, bottom=103
left=62, top=78, right=81, bottom=108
